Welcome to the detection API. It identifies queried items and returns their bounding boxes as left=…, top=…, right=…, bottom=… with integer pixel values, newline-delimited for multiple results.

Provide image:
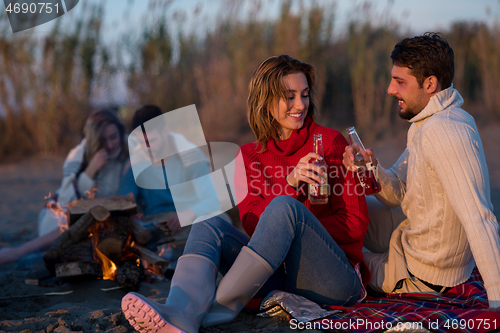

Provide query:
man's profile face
left=387, top=65, right=431, bottom=120
left=144, top=127, right=174, bottom=160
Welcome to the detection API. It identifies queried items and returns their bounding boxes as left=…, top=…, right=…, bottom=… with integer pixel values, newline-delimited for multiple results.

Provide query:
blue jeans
left=184, top=196, right=361, bottom=306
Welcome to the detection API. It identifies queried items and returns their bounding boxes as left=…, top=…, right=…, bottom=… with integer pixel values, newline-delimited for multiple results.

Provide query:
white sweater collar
left=409, top=85, right=464, bottom=123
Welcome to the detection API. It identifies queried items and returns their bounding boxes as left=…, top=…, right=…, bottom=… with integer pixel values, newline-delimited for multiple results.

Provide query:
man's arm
left=374, top=149, right=409, bottom=208
left=117, top=160, right=139, bottom=199
left=343, top=145, right=408, bottom=207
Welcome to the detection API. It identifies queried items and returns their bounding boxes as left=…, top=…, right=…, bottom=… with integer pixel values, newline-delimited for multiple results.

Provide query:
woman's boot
left=122, top=254, right=217, bottom=333
left=201, top=246, right=274, bottom=327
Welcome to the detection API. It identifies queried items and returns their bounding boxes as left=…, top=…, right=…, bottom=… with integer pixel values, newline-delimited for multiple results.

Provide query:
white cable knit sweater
left=376, top=87, right=500, bottom=308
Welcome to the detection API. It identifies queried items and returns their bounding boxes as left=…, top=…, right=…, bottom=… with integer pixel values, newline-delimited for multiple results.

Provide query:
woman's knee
left=191, top=215, right=232, bottom=235
left=267, top=195, right=302, bottom=214
left=258, top=196, right=308, bottom=235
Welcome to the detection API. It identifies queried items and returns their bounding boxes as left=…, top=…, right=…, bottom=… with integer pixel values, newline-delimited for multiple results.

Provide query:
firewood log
left=44, top=206, right=110, bottom=275
left=67, top=193, right=136, bottom=226
left=117, top=261, right=144, bottom=292
left=57, top=205, right=110, bottom=247
left=130, top=219, right=152, bottom=245
left=95, top=216, right=131, bottom=263
left=132, top=244, right=169, bottom=266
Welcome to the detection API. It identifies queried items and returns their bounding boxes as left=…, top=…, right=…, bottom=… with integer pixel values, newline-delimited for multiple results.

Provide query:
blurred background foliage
left=0, top=0, right=499, bottom=159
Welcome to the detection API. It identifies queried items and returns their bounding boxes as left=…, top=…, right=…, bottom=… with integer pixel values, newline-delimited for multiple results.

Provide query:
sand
left=1, top=125, right=499, bottom=333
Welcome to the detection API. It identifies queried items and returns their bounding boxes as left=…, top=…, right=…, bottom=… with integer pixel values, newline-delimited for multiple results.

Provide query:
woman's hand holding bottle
left=286, top=152, right=326, bottom=188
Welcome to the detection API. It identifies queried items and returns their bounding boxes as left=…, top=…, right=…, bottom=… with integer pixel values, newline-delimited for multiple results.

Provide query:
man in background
left=119, top=105, right=230, bottom=268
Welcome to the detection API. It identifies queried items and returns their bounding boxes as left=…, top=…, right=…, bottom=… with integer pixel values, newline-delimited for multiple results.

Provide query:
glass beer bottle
left=346, top=127, right=381, bottom=195
left=309, top=134, right=328, bottom=204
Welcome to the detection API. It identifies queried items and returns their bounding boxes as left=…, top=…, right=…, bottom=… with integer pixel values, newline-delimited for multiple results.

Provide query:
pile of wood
left=43, top=194, right=168, bottom=291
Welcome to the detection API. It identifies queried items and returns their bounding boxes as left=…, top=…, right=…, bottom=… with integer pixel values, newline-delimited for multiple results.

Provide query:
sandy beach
left=1, top=125, right=499, bottom=333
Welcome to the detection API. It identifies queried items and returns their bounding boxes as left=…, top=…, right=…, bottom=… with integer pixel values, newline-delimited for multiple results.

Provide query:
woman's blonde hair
left=247, top=55, right=318, bottom=152
left=84, top=109, right=127, bottom=165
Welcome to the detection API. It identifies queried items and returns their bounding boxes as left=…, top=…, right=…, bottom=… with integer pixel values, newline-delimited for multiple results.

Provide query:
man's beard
left=399, top=107, right=418, bottom=120
left=397, top=98, right=420, bottom=120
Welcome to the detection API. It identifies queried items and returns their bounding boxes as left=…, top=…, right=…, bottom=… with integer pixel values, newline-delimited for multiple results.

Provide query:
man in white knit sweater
left=343, top=33, right=500, bottom=308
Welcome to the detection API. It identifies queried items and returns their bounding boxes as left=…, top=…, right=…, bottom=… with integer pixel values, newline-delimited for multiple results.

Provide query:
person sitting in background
left=118, top=105, right=229, bottom=263
left=0, top=109, right=129, bottom=264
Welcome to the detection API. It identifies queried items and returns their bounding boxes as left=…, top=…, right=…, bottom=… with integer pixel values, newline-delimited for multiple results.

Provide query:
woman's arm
left=57, top=140, right=87, bottom=205
left=235, top=148, right=304, bottom=236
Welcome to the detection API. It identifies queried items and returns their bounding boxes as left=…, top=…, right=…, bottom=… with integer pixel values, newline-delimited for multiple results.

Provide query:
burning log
left=59, top=205, right=110, bottom=245
left=93, top=216, right=132, bottom=263
left=130, top=218, right=152, bottom=245
left=66, top=193, right=136, bottom=226
left=44, top=206, right=110, bottom=275
left=132, top=244, right=169, bottom=267
left=42, top=194, right=166, bottom=288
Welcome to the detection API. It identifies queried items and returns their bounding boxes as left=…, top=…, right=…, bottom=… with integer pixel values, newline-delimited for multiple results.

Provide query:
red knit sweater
left=235, top=117, right=370, bottom=284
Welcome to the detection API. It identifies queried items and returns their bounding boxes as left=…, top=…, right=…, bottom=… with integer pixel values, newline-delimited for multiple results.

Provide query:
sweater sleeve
left=56, top=140, right=86, bottom=206
left=374, top=149, right=408, bottom=208
left=422, top=122, right=500, bottom=308
left=118, top=159, right=139, bottom=199
left=236, top=148, right=302, bottom=236
left=76, top=172, right=95, bottom=196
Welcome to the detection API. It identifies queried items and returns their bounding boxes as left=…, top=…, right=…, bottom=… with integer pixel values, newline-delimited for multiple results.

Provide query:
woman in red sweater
left=122, top=55, right=370, bottom=333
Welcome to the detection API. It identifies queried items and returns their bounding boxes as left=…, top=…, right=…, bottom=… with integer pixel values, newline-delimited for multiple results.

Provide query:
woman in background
left=0, top=109, right=128, bottom=264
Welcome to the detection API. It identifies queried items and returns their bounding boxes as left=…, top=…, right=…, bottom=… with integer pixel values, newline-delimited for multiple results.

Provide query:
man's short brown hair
left=391, top=32, right=454, bottom=89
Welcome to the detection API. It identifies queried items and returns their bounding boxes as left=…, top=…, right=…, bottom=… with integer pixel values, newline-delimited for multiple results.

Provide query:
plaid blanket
left=316, top=269, right=500, bottom=333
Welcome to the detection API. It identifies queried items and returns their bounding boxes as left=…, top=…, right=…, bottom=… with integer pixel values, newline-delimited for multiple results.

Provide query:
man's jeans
left=184, top=196, right=361, bottom=306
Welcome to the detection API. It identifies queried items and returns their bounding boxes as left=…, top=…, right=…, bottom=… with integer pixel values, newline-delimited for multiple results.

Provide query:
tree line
left=0, top=0, right=498, bottom=158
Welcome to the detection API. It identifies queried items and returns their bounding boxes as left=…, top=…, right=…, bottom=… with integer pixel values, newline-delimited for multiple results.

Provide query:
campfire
left=43, top=194, right=169, bottom=291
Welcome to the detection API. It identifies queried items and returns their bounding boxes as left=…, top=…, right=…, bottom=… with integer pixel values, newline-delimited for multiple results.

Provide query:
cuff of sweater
left=276, top=176, right=301, bottom=199
left=489, top=299, right=500, bottom=308
left=487, top=289, right=500, bottom=308
left=77, top=172, right=95, bottom=196
left=374, top=162, right=389, bottom=183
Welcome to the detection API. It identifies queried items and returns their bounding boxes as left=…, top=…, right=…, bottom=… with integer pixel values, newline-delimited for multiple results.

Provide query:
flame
left=44, top=197, right=68, bottom=233
left=84, top=186, right=98, bottom=199
left=142, top=245, right=166, bottom=277
left=94, top=247, right=117, bottom=280
left=120, top=234, right=137, bottom=262
left=88, top=220, right=118, bottom=280
left=143, top=260, right=163, bottom=277
left=158, top=246, right=166, bottom=257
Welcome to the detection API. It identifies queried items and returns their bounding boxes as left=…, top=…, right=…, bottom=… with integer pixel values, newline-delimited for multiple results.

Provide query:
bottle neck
left=314, top=138, right=324, bottom=158
left=348, top=134, right=363, bottom=149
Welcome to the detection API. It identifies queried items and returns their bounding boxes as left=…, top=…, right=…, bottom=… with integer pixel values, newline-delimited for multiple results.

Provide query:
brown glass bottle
left=309, top=134, right=328, bottom=204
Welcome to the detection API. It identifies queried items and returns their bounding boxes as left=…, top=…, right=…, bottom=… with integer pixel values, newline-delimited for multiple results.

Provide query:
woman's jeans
left=184, top=196, right=361, bottom=306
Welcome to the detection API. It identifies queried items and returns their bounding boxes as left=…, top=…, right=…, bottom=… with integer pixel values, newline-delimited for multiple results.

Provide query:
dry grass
left=0, top=0, right=499, bottom=159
